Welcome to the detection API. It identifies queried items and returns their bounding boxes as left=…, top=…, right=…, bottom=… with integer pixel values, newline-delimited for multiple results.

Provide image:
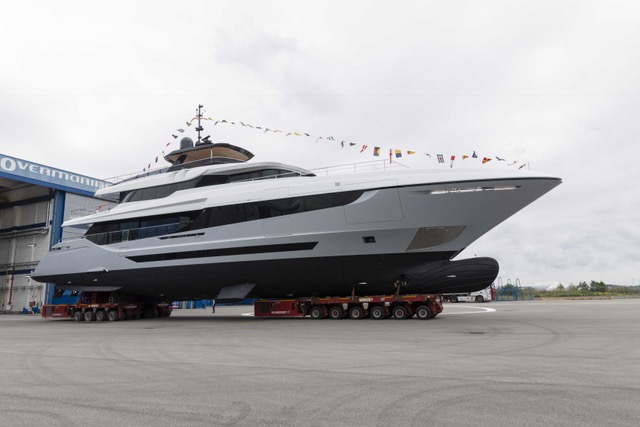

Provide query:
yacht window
left=119, top=168, right=309, bottom=204
left=198, top=190, right=363, bottom=229
left=85, top=190, right=361, bottom=245
left=84, top=211, right=200, bottom=245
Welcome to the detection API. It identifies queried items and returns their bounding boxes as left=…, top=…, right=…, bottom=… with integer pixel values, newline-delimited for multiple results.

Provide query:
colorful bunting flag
left=155, top=112, right=532, bottom=177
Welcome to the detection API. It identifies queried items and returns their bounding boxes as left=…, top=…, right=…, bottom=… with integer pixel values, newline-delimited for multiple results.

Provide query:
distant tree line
left=531, top=280, right=640, bottom=298
left=557, top=280, right=608, bottom=293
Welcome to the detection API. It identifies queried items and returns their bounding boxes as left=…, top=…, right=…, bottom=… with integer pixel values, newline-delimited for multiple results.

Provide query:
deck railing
left=310, top=159, right=410, bottom=176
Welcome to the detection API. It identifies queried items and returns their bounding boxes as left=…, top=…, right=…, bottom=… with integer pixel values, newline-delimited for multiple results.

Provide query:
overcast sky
left=2, top=0, right=639, bottom=287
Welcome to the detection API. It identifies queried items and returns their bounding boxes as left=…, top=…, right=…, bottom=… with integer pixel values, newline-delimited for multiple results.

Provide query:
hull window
left=127, top=241, right=318, bottom=262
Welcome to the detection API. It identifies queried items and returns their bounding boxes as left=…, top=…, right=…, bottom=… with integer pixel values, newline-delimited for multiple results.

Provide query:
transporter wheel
left=475, top=295, right=485, bottom=303
left=415, top=305, right=432, bottom=320
left=328, top=306, right=345, bottom=319
left=73, top=311, right=84, bottom=322
left=392, top=305, right=409, bottom=320
left=349, top=305, right=365, bottom=320
left=370, top=305, right=386, bottom=320
left=95, top=310, right=107, bottom=322
left=107, top=310, right=119, bottom=322
left=83, top=310, right=96, bottom=322
left=449, top=296, right=458, bottom=303
left=310, top=306, right=325, bottom=319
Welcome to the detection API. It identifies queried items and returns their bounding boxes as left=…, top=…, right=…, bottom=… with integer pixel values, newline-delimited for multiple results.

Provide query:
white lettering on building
left=0, top=154, right=110, bottom=193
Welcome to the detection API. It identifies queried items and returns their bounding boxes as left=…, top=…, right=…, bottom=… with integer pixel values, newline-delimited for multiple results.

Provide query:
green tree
left=590, top=280, right=608, bottom=292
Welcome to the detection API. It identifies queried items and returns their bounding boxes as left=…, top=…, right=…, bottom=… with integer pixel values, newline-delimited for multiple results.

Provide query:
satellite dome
left=180, top=137, right=194, bottom=149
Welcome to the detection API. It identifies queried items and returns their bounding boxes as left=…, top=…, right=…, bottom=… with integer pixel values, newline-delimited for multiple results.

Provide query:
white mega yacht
left=33, top=109, right=561, bottom=301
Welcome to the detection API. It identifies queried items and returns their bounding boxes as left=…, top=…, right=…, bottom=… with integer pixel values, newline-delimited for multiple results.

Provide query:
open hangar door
left=0, top=176, right=52, bottom=312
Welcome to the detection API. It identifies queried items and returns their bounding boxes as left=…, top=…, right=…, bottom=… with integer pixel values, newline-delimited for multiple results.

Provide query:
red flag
left=482, top=157, right=491, bottom=164
left=360, top=145, right=368, bottom=153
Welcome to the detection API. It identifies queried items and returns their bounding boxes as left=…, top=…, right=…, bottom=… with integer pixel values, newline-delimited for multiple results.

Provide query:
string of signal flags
left=141, top=114, right=529, bottom=171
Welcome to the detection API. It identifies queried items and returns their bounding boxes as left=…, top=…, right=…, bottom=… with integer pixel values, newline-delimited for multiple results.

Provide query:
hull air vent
left=406, top=226, right=465, bottom=251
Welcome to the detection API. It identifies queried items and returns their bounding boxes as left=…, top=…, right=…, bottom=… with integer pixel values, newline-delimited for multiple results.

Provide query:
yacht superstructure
left=32, top=107, right=561, bottom=301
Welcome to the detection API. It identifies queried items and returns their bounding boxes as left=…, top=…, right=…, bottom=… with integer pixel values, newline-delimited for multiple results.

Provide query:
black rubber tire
left=84, top=310, right=96, bottom=322
left=475, top=295, right=485, bottom=303
left=370, top=305, right=386, bottom=320
left=415, top=305, right=432, bottom=320
left=310, top=306, right=324, bottom=319
left=392, top=305, right=409, bottom=320
left=450, top=296, right=458, bottom=303
left=329, top=306, right=345, bottom=319
left=95, top=310, right=107, bottom=322
left=107, top=310, right=119, bottom=322
left=349, top=305, right=365, bottom=319
left=73, top=311, right=84, bottom=322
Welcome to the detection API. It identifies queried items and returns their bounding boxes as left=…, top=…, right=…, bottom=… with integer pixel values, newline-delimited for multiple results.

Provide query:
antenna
left=195, top=104, right=204, bottom=144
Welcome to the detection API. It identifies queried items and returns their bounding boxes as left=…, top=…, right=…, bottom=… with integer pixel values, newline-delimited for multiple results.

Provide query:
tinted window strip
left=84, top=190, right=363, bottom=244
left=127, top=242, right=318, bottom=263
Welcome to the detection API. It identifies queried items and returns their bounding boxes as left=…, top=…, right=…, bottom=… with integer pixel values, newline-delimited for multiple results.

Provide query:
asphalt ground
left=1, top=299, right=639, bottom=427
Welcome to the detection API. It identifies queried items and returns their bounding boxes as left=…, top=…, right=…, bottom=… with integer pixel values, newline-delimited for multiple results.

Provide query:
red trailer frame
left=254, top=293, right=443, bottom=320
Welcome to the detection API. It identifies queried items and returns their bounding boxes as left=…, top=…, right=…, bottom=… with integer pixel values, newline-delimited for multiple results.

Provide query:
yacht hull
left=33, top=172, right=560, bottom=300
left=34, top=252, right=498, bottom=299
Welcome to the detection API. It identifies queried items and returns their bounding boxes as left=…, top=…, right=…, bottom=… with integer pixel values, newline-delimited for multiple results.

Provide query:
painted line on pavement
left=441, top=306, right=496, bottom=315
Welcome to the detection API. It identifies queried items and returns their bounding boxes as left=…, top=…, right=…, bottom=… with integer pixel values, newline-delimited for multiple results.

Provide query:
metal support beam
left=45, top=190, right=66, bottom=305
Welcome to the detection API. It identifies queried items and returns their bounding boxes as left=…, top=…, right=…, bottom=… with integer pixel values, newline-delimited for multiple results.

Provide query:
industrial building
left=0, top=153, right=112, bottom=312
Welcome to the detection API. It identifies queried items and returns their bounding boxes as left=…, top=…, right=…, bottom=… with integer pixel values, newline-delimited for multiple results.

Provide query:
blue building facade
left=0, top=153, right=112, bottom=310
